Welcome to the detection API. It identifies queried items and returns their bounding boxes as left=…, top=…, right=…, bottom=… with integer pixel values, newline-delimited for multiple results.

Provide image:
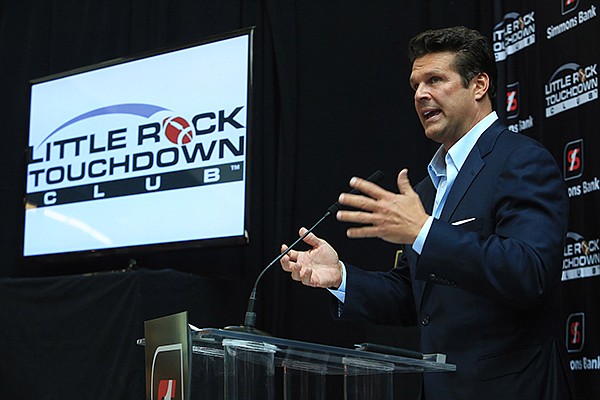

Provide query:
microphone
left=225, top=170, right=385, bottom=335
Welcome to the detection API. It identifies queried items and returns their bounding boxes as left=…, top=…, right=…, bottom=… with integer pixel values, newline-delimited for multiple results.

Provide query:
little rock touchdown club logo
left=562, top=231, right=600, bottom=281
left=493, top=11, right=536, bottom=62
left=545, top=62, right=599, bottom=117
left=26, top=103, right=246, bottom=208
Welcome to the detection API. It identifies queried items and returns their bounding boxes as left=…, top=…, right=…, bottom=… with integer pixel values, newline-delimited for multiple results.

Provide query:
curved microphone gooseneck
left=225, top=170, right=385, bottom=335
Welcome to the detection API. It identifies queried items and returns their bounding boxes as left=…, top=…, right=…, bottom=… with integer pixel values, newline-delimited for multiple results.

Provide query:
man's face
left=409, top=51, right=483, bottom=149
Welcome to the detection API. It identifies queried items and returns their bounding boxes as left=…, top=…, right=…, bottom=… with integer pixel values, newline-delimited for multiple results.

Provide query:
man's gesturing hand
left=280, top=227, right=343, bottom=289
left=336, top=169, right=430, bottom=244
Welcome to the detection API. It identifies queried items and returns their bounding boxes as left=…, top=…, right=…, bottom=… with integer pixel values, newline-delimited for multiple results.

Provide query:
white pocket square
left=452, top=217, right=476, bottom=226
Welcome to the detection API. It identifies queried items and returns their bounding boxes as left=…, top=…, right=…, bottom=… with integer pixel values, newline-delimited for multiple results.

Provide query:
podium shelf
left=192, top=328, right=456, bottom=376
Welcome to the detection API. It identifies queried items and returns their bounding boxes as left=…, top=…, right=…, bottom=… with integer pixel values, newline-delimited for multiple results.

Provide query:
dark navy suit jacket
left=338, top=121, right=574, bottom=399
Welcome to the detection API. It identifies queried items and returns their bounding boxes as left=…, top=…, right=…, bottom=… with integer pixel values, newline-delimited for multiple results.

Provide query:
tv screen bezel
left=22, top=27, right=254, bottom=263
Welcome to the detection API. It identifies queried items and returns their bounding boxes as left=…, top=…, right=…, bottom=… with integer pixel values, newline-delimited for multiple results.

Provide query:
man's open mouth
left=423, top=109, right=441, bottom=120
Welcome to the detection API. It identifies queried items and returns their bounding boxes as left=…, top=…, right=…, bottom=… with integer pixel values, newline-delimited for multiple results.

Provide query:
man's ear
left=473, top=72, right=490, bottom=101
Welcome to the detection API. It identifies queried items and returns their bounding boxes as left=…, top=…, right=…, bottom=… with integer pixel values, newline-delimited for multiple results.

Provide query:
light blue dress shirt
left=412, top=111, right=498, bottom=254
left=329, top=111, right=498, bottom=303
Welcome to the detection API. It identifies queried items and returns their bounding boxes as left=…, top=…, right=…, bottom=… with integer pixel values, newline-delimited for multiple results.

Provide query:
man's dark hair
left=408, top=26, right=498, bottom=101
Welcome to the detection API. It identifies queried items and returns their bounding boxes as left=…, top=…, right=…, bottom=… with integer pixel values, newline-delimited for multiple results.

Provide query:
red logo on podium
left=158, top=379, right=177, bottom=399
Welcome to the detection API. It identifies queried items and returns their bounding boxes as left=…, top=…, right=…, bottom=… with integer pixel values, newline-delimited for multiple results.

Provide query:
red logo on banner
left=506, top=82, right=520, bottom=120
left=567, top=149, right=581, bottom=172
left=507, top=91, right=518, bottom=111
left=158, top=379, right=177, bottom=399
left=570, top=321, right=582, bottom=344
left=566, top=313, right=585, bottom=352
left=564, top=139, right=584, bottom=181
left=562, top=0, right=579, bottom=15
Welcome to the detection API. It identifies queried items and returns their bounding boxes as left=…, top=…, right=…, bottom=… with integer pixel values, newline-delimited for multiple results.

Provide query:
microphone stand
left=224, top=210, right=333, bottom=336
left=224, top=170, right=384, bottom=336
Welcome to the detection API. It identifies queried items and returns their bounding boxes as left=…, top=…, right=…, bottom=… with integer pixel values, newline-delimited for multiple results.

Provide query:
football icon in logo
left=163, top=116, right=194, bottom=145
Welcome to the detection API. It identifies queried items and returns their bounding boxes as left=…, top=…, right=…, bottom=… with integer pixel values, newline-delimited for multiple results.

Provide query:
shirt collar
left=427, top=111, right=498, bottom=186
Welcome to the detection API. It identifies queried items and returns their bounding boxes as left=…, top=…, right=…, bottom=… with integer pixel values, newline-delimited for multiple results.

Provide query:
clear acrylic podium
left=190, top=327, right=455, bottom=400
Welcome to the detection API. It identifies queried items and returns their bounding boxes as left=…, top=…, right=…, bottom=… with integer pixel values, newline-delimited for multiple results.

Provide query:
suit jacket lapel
left=411, top=179, right=435, bottom=310
left=439, top=121, right=503, bottom=222
left=438, top=150, right=484, bottom=222
left=418, top=179, right=436, bottom=215
left=413, top=121, right=504, bottom=311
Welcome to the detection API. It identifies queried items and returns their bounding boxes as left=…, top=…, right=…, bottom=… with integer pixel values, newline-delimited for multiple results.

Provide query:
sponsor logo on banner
left=25, top=103, right=246, bottom=208
left=563, top=139, right=600, bottom=198
left=566, top=312, right=585, bottom=353
left=545, top=62, right=598, bottom=117
left=562, top=231, right=600, bottom=281
left=505, top=82, right=535, bottom=133
left=567, top=312, right=600, bottom=372
left=547, top=2, right=597, bottom=40
left=493, top=11, right=536, bottom=62
left=506, top=82, right=520, bottom=119
left=570, top=355, right=600, bottom=371
left=564, top=139, right=584, bottom=181
left=563, top=0, right=579, bottom=15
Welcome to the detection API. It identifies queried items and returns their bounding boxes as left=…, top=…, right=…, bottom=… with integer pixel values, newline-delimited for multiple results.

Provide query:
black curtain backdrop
left=0, top=269, right=247, bottom=399
left=3, top=1, right=595, bottom=399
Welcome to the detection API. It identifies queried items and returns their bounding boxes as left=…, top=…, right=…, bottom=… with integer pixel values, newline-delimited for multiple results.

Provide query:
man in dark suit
left=280, top=26, right=574, bottom=399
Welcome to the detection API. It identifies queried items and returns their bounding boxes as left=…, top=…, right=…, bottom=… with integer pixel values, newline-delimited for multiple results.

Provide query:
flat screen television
left=23, top=28, right=253, bottom=260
